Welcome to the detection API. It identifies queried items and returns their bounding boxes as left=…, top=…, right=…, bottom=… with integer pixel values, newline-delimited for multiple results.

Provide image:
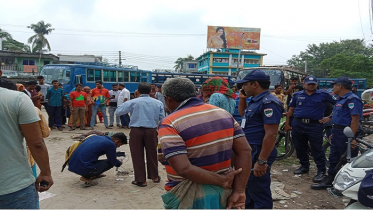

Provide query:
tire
left=276, top=123, right=294, bottom=160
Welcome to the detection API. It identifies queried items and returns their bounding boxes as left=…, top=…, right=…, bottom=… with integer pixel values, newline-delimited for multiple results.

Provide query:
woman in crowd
left=201, top=76, right=236, bottom=115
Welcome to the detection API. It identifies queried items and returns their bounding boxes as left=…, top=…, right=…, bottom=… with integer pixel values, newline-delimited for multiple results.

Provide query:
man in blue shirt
left=46, top=80, right=64, bottom=131
left=115, top=83, right=165, bottom=187
left=68, top=133, right=127, bottom=186
left=285, top=76, right=336, bottom=184
left=311, top=76, right=363, bottom=190
left=237, top=70, right=284, bottom=209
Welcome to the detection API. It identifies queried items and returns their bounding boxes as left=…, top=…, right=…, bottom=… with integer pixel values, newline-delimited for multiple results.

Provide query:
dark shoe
left=313, top=171, right=326, bottom=183
left=152, top=176, right=161, bottom=183
left=106, top=126, right=113, bottom=129
left=117, top=124, right=121, bottom=128
left=58, top=127, right=63, bottom=131
left=310, top=176, right=334, bottom=190
left=109, top=125, right=113, bottom=127
left=294, top=166, right=309, bottom=175
left=69, top=127, right=76, bottom=131
left=131, top=181, right=147, bottom=187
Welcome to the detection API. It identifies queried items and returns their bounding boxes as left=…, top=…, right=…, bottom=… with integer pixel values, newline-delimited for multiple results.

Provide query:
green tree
left=0, top=28, right=12, bottom=40
left=287, top=39, right=371, bottom=77
left=3, top=39, right=31, bottom=52
left=27, top=21, right=54, bottom=62
left=174, top=55, right=194, bottom=72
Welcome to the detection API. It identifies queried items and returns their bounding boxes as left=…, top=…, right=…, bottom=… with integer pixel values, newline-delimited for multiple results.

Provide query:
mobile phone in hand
left=240, top=89, right=246, bottom=96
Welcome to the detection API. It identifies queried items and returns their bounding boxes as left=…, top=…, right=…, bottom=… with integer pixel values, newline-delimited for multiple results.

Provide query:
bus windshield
left=237, top=69, right=283, bottom=89
left=41, top=65, right=72, bottom=84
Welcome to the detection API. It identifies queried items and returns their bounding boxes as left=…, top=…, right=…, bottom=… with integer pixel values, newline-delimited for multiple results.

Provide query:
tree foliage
left=174, top=55, right=194, bottom=72
left=0, top=28, right=31, bottom=52
left=287, top=39, right=373, bottom=86
left=27, top=21, right=54, bottom=53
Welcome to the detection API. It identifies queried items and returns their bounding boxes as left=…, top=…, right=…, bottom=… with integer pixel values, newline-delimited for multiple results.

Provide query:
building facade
left=195, top=49, right=266, bottom=75
left=0, top=51, right=59, bottom=74
left=182, top=60, right=199, bottom=73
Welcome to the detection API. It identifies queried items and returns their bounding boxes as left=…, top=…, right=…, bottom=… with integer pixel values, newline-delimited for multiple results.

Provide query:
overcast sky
left=1, top=0, right=372, bottom=70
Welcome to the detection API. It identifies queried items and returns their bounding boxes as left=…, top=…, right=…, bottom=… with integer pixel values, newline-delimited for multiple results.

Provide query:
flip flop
left=91, top=174, right=106, bottom=179
left=82, top=180, right=98, bottom=187
left=131, top=181, right=147, bottom=187
left=153, top=176, right=161, bottom=183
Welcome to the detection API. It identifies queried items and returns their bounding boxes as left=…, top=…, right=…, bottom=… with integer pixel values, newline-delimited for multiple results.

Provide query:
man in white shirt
left=117, top=83, right=131, bottom=129
left=108, top=84, right=121, bottom=128
left=37, top=76, right=51, bottom=113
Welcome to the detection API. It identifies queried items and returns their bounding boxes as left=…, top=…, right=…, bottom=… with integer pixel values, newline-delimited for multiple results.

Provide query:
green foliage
left=3, top=39, right=31, bottom=52
left=174, top=55, right=194, bottom=72
left=27, top=21, right=54, bottom=53
left=287, top=39, right=373, bottom=86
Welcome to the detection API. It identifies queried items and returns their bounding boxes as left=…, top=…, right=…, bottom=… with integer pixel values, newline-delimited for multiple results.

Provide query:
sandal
left=153, top=176, right=161, bottom=183
left=82, top=180, right=98, bottom=187
left=131, top=181, right=147, bottom=187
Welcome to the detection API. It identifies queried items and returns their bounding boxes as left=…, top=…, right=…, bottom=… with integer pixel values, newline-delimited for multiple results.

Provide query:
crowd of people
left=0, top=66, right=364, bottom=209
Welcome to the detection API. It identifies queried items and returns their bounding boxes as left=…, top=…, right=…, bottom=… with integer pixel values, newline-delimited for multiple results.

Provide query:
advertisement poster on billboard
left=207, top=26, right=261, bottom=50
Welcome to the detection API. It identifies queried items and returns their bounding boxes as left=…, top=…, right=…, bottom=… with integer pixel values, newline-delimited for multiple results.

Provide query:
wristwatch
left=257, top=158, right=267, bottom=165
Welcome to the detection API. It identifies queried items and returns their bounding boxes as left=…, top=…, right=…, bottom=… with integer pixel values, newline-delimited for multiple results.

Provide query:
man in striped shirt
left=158, top=78, right=252, bottom=209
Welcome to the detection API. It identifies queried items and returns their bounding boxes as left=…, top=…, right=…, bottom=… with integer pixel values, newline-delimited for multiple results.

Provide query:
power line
left=358, top=0, right=366, bottom=38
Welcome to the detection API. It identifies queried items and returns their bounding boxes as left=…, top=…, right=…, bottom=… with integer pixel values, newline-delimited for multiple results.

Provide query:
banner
left=207, top=26, right=261, bottom=50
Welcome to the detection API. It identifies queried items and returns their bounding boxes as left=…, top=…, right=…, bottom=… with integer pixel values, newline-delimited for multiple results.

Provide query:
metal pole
left=119, top=51, right=122, bottom=67
left=236, top=33, right=244, bottom=73
left=305, top=60, right=307, bottom=73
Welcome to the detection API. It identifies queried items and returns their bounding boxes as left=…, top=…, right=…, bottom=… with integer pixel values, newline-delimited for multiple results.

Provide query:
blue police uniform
left=236, top=70, right=284, bottom=209
left=289, top=76, right=336, bottom=174
left=328, top=91, right=362, bottom=176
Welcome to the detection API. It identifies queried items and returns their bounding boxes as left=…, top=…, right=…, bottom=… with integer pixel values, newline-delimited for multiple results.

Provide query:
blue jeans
left=120, top=114, right=130, bottom=127
left=48, top=106, right=62, bottom=128
left=90, top=105, right=108, bottom=127
left=82, top=160, right=114, bottom=178
left=0, top=184, right=38, bottom=209
left=108, top=106, right=120, bottom=126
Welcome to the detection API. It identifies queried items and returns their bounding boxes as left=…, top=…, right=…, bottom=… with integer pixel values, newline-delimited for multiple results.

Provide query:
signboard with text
left=207, top=26, right=261, bottom=50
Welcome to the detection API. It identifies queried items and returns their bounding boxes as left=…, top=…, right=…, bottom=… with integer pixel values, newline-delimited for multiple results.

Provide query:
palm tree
left=27, top=21, right=54, bottom=63
left=0, top=28, right=13, bottom=50
left=174, top=55, right=194, bottom=73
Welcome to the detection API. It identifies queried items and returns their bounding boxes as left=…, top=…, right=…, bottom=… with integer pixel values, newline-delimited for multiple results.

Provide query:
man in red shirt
left=90, top=81, right=111, bottom=129
left=69, top=84, right=87, bottom=130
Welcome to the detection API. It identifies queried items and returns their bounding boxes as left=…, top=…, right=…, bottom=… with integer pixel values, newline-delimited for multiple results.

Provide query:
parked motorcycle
left=330, top=127, right=373, bottom=208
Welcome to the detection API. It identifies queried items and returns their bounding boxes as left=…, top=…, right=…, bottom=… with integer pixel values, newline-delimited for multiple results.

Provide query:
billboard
left=207, top=26, right=261, bottom=50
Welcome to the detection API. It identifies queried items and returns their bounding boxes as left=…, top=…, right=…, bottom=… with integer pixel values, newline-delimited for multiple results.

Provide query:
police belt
left=332, top=124, right=346, bottom=129
left=294, top=117, right=320, bottom=124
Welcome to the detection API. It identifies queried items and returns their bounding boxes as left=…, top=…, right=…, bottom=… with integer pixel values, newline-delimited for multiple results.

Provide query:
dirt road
left=39, top=110, right=346, bottom=209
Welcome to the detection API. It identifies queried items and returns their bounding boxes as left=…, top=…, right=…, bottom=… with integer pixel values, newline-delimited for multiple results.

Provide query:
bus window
left=103, top=70, right=110, bottom=82
left=87, top=69, right=95, bottom=81
left=118, top=71, right=129, bottom=82
left=141, top=73, right=148, bottom=82
left=110, top=71, right=116, bottom=82
left=357, top=80, right=365, bottom=89
left=94, top=69, right=102, bottom=81
left=130, top=72, right=140, bottom=82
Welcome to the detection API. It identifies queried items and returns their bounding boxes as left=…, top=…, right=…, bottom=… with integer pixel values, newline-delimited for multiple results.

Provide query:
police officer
left=285, top=76, right=335, bottom=184
left=311, top=76, right=363, bottom=190
left=237, top=70, right=284, bottom=209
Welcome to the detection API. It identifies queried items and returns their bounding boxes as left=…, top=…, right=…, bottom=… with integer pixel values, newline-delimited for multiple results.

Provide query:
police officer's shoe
left=310, top=175, right=334, bottom=190
left=293, top=166, right=309, bottom=175
left=312, top=171, right=326, bottom=183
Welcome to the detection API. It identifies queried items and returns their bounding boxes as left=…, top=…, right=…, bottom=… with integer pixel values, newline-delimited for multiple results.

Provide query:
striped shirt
left=158, top=97, right=245, bottom=191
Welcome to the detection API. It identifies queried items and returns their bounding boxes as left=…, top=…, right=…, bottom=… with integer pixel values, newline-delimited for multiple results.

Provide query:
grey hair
left=162, top=78, right=197, bottom=102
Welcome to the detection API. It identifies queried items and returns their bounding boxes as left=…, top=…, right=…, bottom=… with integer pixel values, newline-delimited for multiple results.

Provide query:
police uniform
left=289, top=76, right=336, bottom=178
left=236, top=70, right=284, bottom=209
left=311, top=77, right=363, bottom=190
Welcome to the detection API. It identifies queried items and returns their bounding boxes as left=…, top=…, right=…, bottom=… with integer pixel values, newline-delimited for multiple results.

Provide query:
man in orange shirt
left=69, top=84, right=87, bottom=130
left=90, top=81, right=111, bottom=129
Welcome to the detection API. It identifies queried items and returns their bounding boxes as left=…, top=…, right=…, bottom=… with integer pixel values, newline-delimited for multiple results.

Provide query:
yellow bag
left=34, top=107, right=50, bottom=138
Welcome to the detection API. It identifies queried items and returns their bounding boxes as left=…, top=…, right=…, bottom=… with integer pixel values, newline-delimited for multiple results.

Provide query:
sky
left=1, top=0, right=373, bottom=70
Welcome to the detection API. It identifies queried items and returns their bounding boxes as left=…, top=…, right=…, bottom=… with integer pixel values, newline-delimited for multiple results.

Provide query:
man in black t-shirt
left=284, top=77, right=304, bottom=106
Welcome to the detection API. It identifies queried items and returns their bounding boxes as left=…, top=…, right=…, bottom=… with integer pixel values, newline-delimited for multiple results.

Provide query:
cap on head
left=304, top=75, right=318, bottom=85
left=235, top=70, right=270, bottom=84
left=330, top=76, right=352, bottom=86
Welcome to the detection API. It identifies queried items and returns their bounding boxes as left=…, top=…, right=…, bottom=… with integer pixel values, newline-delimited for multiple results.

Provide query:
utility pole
left=305, top=60, right=307, bottom=73
left=236, top=33, right=244, bottom=74
left=119, top=51, right=122, bottom=67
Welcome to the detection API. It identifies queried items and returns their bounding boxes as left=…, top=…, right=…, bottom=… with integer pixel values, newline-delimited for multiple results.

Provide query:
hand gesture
left=284, top=123, right=292, bottom=132
left=238, top=89, right=248, bottom=99
left=253, top=162, right=267, bottom=177
left=319, top=117, right=331, bottom=124
left=35, top=174, right=54, bottom=192
left=226, top=191, right=246, bottom=209
left=221, top=168, right=242, bottom=189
